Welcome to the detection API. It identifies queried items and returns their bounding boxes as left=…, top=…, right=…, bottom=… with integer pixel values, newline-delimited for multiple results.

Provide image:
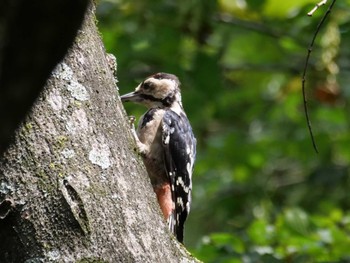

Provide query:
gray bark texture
left=0, top=3, right=199, bottom=263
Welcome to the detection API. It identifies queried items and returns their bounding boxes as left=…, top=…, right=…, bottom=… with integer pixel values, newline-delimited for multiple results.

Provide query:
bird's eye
left=143, top=82, right=152, bottom=90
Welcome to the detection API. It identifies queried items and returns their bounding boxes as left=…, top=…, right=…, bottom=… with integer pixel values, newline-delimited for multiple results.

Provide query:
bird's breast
left=137, top=109, right=168, bottom=186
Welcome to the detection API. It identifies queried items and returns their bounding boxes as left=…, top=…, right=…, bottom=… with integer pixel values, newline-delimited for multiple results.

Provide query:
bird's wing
left=162, top=110, right=196, bottom=243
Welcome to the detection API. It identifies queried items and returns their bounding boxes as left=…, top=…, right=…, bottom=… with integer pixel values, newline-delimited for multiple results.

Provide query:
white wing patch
left=176, top=176, right=190, bottom=193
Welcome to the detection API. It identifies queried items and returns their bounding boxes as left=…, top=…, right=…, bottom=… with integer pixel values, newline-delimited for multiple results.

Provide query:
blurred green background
left=96, top=0, right=350, bottom=262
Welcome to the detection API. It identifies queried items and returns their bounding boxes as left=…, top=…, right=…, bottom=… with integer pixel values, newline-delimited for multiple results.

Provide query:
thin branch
left=215, top=14, right=282, bottom=38
left=308, top=0, right=328, bottom=16
left=302, top=0, right=337, bottom=153
left=215, top=14, right=310, bottom=47
left=223, top=63, right=300, bottom=74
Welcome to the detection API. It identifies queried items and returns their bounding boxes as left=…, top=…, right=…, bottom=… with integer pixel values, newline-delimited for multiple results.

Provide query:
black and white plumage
left=120, top=72, right=196, bottom=243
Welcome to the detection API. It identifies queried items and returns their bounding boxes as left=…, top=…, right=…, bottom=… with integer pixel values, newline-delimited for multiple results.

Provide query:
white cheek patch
left=147, top=77, right=177, bottom=99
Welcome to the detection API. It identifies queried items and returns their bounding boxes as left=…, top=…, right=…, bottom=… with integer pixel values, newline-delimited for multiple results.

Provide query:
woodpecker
left=120, top=72, right=196, bottom=243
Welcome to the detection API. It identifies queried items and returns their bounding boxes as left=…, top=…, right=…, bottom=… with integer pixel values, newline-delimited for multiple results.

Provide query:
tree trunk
left=0, top=0, right=88, bottom=153
left=0, top=3, right=199, bottom=262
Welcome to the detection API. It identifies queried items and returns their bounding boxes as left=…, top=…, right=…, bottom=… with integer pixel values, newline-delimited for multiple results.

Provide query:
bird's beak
left=120, top=91, right=142, bottom=103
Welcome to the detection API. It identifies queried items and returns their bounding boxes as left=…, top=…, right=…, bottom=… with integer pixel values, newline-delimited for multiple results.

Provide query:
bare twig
left=215, top=14, right=281, bottom=38
left=302, top=0, right=337, bottom=153
left=308, top=0, right=328, bottom=16
left=215, top=14, right=310, bottom=49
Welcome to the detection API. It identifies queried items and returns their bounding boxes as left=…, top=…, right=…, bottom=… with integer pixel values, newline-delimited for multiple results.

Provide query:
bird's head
left=120, top=72, right=182, bottom=109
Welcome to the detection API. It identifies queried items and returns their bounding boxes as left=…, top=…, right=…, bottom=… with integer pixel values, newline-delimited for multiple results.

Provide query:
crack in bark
left=61, top=179, right=90, bottom=235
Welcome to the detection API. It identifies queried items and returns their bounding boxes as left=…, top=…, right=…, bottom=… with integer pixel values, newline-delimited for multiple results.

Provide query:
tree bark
left=0, top=3, right=199, bottom=263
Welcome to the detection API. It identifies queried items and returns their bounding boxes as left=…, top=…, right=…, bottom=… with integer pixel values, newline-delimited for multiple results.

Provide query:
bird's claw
left=128, top=115, right=136, bottom=129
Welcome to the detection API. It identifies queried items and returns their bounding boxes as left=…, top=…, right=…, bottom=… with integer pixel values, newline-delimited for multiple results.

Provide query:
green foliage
left=195, top=207, right=350, bottom=262
left=96, top=0, right=350, bottom=261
